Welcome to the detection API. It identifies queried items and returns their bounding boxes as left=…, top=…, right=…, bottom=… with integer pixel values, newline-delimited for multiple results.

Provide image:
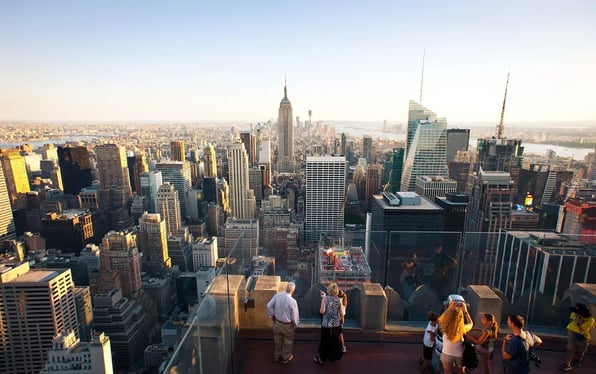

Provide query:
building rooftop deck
left=237, top=328, right=595, bottom=374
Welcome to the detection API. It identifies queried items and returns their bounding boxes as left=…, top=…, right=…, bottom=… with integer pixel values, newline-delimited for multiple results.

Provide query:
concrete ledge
left=467, top=285, right=502, bottom=328
left=360, top=283, right=387, bottom=330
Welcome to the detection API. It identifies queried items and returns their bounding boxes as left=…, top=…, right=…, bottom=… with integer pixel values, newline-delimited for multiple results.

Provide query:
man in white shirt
left=267, top=282, right=300, bottom=364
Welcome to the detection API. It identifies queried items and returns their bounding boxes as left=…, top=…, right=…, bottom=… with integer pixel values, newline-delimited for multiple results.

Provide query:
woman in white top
left=438, top=301, right=473, bottom=374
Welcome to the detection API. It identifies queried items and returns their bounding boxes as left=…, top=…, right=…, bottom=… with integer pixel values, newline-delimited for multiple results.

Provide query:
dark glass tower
left=58, top=146, right=92, bottom=195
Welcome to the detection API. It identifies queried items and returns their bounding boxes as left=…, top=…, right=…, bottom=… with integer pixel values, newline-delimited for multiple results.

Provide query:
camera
left=444, top=294, right=469, bottom=307
left=529, top=350, right=542, bottom=368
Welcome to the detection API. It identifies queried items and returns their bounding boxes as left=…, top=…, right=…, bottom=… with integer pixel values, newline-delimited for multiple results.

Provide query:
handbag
left=462, top=337, right=479, bottom=370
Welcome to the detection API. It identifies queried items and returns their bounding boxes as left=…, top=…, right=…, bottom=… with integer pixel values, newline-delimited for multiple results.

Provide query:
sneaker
left=342, top=346, right=347, bottom=353
left=572, top=359, right=582, bottom=367
left=559, top=363, right=572, bottom=372
left=313, top=355, right=324, bottom=365
left=283, top=354, right=294, bottom=364
left=273, top=356, right=281, bottom=362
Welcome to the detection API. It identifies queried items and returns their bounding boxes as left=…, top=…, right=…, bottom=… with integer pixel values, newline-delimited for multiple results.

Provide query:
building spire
left=284, top=75, right=288, bottom=99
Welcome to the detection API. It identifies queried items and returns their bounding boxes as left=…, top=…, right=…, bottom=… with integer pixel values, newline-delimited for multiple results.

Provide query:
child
left=421, top=311, right=440, bottom=373
left=467, top=313, right=498, bottom=374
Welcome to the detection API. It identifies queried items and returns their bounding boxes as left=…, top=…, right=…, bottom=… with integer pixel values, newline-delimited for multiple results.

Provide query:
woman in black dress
left=314, top=283, right=344, bottom=364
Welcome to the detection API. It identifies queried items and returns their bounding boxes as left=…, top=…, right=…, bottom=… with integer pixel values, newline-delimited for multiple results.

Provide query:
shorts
left=440, top=353, right=463, bottom=368
left=423, top=344, right=433, bottom=360
left=567, top=331, right=590, bottom=354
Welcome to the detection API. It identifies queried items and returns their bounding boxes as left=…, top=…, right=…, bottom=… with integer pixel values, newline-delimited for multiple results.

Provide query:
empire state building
left=277, top=82, right=294, bottom=173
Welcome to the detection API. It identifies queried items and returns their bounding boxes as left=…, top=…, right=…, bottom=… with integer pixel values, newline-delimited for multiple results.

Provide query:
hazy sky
left=1, top=0, right=595, bottom=123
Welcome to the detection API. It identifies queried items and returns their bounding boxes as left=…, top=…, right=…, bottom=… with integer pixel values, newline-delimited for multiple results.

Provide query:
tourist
left=467, top=313, right=499, bottom=374
left=314, top=283, right=344, bottom=365
left=438, top=297, right=473, bottom=374
left=267, top=282, right=300, bottom=364
left=421, top=311, right=440, bottom=373
left=502, top=314, right=530, bottom=374
left=559, top=302, right=594, bottom=371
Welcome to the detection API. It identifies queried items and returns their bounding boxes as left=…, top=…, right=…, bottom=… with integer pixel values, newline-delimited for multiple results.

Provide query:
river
left=330, top=123, right=594, bottom=160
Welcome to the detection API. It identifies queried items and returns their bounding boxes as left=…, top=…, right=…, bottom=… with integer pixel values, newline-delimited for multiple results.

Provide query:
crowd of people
left=267, top=282, right=594, bottom=373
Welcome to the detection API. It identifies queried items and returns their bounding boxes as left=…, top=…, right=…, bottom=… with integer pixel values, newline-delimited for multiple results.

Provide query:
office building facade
left=227, top=139, right=256, bottom=219
left=0, top=263, right=79, bottom=373
left=305, top=156, right=347, bottom=243
left=138, top=212, right=172, bottom=274
left=401, top=100, right=448, bottom=192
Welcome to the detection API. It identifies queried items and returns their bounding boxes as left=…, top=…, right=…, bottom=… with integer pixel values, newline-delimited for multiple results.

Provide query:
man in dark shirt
left=502, top=314, right=530, bottom=374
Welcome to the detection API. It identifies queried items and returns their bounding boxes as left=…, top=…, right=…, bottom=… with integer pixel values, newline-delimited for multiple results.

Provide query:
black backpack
left=462, top=337, right=479, bottom=370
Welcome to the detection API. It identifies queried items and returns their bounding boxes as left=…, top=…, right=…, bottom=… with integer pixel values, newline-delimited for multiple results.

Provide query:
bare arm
left=467, top=330, right=489, bottom=345
left=320, top=296, right=326, bottom=315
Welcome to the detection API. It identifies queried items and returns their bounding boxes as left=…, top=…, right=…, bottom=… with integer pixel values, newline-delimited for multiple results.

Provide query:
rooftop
left=6, top=269, right=60, bottom=284
left=235, top=327, right=596, bottom=374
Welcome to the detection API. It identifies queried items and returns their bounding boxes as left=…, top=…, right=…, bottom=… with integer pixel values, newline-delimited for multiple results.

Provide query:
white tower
left=305, top=155, right=347, bottom=243
left=227, top=139, right=256, bottom=219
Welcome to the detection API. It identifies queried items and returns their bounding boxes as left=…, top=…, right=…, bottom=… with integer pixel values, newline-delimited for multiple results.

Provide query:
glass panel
left=387, top=231, right=462, bottom=321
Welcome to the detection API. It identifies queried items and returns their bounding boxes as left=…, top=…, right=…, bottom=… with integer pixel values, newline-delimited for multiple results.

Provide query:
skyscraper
left=362, top=135, right=373, bottom=164
left=277, top=82, right=294, bottom=173
left=365, top=165, right=381, bottom=211
left=475, top=138, right=524, bottom=192
left=446, top=128, right=470, bottom=163
left=203, top=142, right=218, bottom=178
left=464, top=170, right=514, bottom=285
left=94, top=144, right=132, bottom=209
left=240, top=131, right=257, bottom=165
left=401, top=100, right=448, bottom=192
left=138, top=212, right=172, bottom=274
left=58, top=145, right=93, bottom=196
left=0, top=263, right=79, bottom=373
left=0, top=163, right=16, bottom=241
left=384, top=147, right=404, bottom=193
left=170, top=141, right=185, bottom=162
left=127, top=152, right=148, bottom=194
left=139, top=170, right=163, bottom=213
left=100, top=231, right=142, bottom=299
left=155, top=161, right=192, bottom=219
left=305, top=156, right=347, bottom=243
left=156, top=182, right=182, bottom=234
left=0, top=148, right=30, bottom=209
left=227, top=139, right=256, bottom=219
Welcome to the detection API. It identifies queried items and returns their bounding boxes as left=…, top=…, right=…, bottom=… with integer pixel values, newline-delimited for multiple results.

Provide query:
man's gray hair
left=285, top=282, right=296, bottom=293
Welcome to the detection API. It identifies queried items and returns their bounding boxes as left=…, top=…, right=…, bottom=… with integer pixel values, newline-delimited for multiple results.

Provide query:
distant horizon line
left=1, top=119, right=596, bottom=127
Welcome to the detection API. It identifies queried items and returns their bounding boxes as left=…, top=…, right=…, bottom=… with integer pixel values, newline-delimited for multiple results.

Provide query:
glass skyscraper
left=401, top=100, right=448, bottom=192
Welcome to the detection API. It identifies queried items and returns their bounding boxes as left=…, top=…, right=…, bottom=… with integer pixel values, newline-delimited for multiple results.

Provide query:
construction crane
left=496, top=72, right=510, bottom=139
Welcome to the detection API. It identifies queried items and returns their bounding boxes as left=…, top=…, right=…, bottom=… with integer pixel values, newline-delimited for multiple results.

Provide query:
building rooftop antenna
left=419, top=49, right=425, bottom=104
left=497, top=72, right=510, bottom=139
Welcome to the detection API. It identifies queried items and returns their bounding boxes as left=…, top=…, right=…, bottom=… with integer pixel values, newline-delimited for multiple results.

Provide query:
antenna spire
left=284, top=75, right=287, bottom=99
left=419, top=50, right=425, bottom=104
left=497, top=71, right=510, bottom=139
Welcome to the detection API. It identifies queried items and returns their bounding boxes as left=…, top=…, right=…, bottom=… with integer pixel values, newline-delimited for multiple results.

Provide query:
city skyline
left=1, top=1, right=595, bottom=123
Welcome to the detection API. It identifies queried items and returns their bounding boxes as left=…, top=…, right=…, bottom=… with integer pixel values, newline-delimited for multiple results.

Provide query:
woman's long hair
left=438, top=307, right=465, bottom=342
left=483, top=313, right=499, bottom=340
